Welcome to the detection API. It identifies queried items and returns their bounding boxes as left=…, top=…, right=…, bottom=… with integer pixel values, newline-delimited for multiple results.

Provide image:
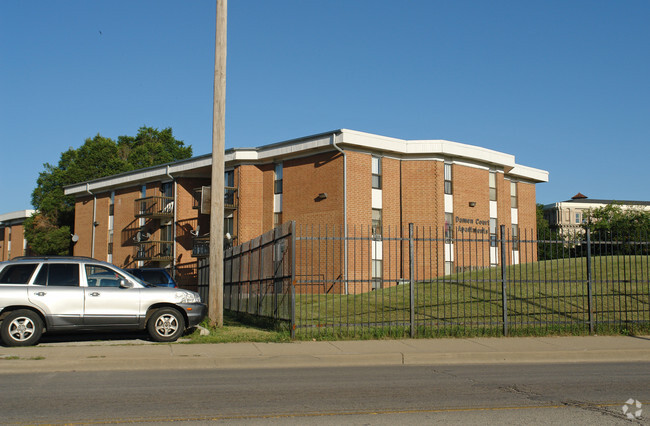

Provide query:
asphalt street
left=1, top=363, right=648, bottom=424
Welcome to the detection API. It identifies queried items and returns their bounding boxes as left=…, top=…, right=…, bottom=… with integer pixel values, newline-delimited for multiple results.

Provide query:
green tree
left=582, top=204, right=650, bottom=254
left=27, top=127, right=192, bottom=255
left=536, top=203, right=556, bottom=260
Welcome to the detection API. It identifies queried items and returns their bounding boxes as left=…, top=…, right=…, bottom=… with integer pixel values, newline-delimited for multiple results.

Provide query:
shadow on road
left=36, top=330, right=153, bottom=346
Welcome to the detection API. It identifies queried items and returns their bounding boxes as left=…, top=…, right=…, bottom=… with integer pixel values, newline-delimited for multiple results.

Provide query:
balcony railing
left=192, top=187, right=237, bottom=212
left=135, top=196, right=174, bottom=219
left=192, top=236, right=210, bottom=258
left=133, top=241, right=174, bottom=262
left=192, top=235, right=238, bottom=258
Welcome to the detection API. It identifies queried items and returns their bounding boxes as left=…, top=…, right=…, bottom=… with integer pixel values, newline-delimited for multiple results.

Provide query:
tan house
left=64, top=129, right=548, bottom=291
left=543, top=193, right=650, bottom=234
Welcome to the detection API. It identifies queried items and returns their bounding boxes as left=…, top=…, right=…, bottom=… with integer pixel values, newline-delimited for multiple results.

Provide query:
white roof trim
left=0, top=210, right=35, bottom=224
left=65, top=129, right=548, bottom=196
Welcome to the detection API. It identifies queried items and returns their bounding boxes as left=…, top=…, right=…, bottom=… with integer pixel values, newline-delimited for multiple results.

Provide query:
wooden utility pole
left=209, top=0, right=227, bottom=327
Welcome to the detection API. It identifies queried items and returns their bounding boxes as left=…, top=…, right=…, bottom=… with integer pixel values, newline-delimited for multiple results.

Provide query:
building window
left=489, top=172, right=497, bottom=201
left=511, top=225, right=519, bottom=250
left=490, top=218, right=497, bottom=247
left=161, top=182, right=173, bottom=198
left=372, top=209, right=382, bottom=238
left=444, top=261, right=454, bottom=275
left=372, top=156, right=382, bottom=189
left=510, top=181, right=518, bottom=208
left=575, top=212, right=581, bottom=224
left=225, top=170, right=234, bottom=187
left=444, top=163, right=452, bottom=195
left=371, top=259, right=382, bottom=290
left=274, top=212, right=282, bottom=227
left=444, top=213, right=454, bottom=242
left=274, top=163, right=283, bottom=194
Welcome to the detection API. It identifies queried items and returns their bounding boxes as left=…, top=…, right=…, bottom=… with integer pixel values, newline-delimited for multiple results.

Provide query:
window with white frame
left=489, top=171, right=497, bottom=201
left=490, top=218, right=497, bottom=247
left=372, top=208, right=382, bottom=238
left=371, top=259, right=382, bottom=290
left=511, top=225, right=519, bottom=250
left=274, top=163, right=283, bottom=194
left=445, top=212, right=454, bottom=242
left=444, top=163, right=452, bottom=195
left=372, top=156, right=382, bottom=189
left=510, top=181, right=518, bottom=208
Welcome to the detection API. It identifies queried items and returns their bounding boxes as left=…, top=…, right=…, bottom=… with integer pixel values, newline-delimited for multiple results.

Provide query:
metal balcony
left=133, top=241, right=174, bottom=262
left=191, top=235, right=237, bottom=258
left=134, top=196, right=174, bottom=219
left=192, top=187, right=237, bottom=212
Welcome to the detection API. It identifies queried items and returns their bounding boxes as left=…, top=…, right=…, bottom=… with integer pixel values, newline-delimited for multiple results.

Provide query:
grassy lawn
left=293, top=255, right=650, bottom=338
left=184, top=311, right=291, bottom=344
left=187, top=255, right=649, bottom=342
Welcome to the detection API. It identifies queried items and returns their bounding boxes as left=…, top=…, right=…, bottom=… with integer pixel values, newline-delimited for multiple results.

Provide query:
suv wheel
left=1, top=310, right=44, bottom=347
left=147, top=308, right=185, bottom=342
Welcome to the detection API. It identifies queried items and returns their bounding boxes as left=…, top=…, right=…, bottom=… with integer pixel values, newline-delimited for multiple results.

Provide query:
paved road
left=1, top=362, right=648, bottom=424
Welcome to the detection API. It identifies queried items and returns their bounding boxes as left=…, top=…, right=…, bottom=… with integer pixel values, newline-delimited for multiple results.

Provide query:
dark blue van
left=124, top=268, right=178, bottom=288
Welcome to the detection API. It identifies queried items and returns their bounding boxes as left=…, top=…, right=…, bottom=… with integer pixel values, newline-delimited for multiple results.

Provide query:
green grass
left=188, top=255, right=649, bottom=342
left=292, top=255, right=650, bottom=339
left=184, top=311, right=291, bottom=344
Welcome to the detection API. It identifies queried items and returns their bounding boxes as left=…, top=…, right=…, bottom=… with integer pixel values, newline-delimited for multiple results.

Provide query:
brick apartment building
left=64, top=129, right=548, bottom=291
left=0, top=210, right=35, bottom=261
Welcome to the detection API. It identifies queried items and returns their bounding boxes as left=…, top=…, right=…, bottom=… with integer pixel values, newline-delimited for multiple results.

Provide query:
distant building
left=0, top=210, right=35, bottom=261
left=64, top=129, right=548, bottom=291
left=543, top=193, right=650, bottom=234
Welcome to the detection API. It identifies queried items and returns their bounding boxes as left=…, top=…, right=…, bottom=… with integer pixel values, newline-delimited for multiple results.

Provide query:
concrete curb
left=0, top=335, right=648, bottom=373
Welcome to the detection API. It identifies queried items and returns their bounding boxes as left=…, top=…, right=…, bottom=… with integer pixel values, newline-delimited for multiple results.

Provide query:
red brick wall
left=175, top=177, right=209, bottom=287
left=73, top=195, right=95, bottom=257
left=518, top=181, right=538, bottom=263
left=114, top=186, right=141, bottom=267
left=453, top=165, right=491, bottom=269
left=400, top=160, right=442, bottom=228
left=237, top=164, right=266, bottom=243
left=284, top=151, right=344, bottom=229
left=497, top=174, right=512, bottom=256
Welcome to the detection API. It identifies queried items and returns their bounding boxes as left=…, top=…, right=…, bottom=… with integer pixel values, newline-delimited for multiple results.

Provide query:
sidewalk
left=0, top=335, right=648, bottom=373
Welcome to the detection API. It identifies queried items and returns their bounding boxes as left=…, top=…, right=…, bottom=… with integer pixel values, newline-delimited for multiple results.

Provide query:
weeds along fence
left=222, top=222, right=649, bottom=339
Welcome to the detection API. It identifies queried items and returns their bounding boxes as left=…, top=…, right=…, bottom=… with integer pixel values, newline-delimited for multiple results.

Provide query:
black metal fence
left=221, top=222, right=649, bottom=338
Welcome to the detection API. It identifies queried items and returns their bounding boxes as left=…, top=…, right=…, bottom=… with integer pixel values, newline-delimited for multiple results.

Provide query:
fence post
left=290, top=221, right=296, bottom=340
left=500, top=225, right=508, bottom=336
left=586, top=228, right=594, bottom=334
left=409, top=223, right=415, bottom=338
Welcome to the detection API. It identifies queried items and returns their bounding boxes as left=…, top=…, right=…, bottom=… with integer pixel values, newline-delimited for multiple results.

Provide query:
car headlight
left=175, top=291, right=201, bottom=303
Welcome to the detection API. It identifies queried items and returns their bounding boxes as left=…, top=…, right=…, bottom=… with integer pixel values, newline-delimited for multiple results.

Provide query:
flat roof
left=65, top=129, right=549, bottom=196
left=0, top=209, right=35, bottom=225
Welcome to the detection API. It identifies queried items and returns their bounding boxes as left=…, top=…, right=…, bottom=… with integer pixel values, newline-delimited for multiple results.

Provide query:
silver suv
left=0, top=256, right=207, bottom=346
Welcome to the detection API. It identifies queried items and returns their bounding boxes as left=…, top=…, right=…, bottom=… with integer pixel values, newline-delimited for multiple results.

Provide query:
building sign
left=455, top=216, right=489, bottom=234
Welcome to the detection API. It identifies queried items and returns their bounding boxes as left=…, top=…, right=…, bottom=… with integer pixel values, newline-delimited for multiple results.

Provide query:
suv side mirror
left=119, top=279, right=133, bottom=289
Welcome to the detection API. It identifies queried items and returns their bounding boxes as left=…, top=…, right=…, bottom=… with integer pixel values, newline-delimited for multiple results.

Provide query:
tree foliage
left=27, top=127, right=192, bottom=255
left=535, top=203, right=567, bottom=260
left=582, top=203, right=650, bottom=240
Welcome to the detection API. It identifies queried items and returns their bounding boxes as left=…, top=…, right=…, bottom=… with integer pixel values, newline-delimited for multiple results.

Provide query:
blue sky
left=1, top=0, right=649, bottom=214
